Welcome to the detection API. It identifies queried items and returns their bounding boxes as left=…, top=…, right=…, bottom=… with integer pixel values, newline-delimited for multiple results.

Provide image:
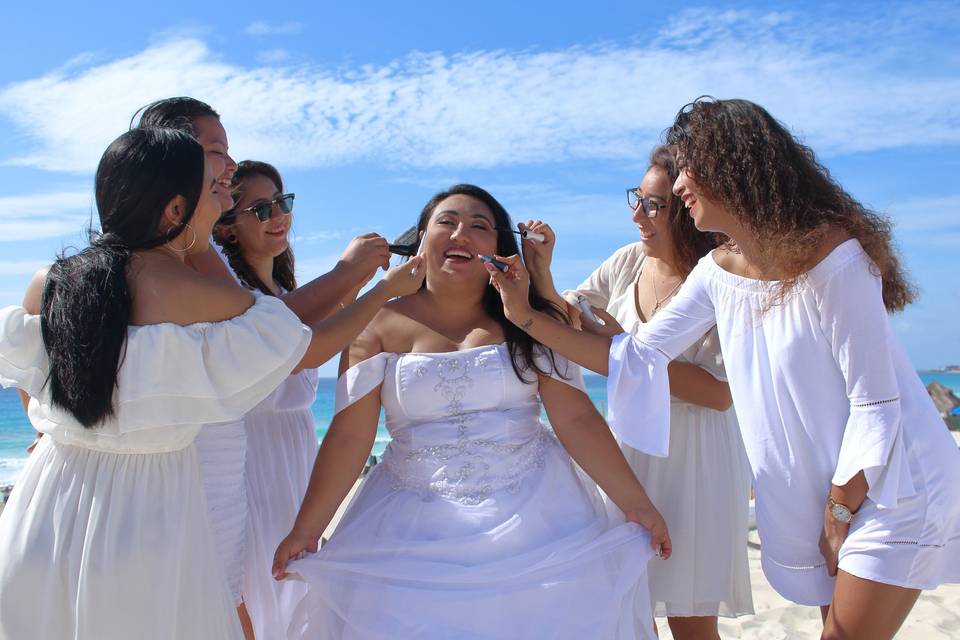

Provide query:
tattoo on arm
left=521, top=317, right=533, bottom=330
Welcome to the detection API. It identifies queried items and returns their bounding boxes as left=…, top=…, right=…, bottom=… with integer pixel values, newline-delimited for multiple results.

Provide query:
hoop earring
left=166, top=223, right=198, bottom=254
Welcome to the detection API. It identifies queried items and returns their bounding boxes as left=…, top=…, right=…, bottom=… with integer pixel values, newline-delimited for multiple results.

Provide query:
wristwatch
left=827, top=496, right=856, bottom=524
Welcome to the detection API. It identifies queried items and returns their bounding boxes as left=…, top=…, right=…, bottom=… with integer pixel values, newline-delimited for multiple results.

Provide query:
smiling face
left=671, top=167, right=737, bottom=236
left=165, top=153, right=222, bottom=255
left=632, top=166, right=678, bottom=262
left=193, top=115, right=237, bottom=212
left=222, top=173, right=292, bottom=261
left=422, top=194, right=499, bottom=285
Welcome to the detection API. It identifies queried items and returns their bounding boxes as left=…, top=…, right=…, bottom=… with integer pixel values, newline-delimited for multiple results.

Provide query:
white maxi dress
left=607, top=240, right=960, bottom=605
left=195, top=242, right=249, bottom=605
left=242, top=367, right=320, bottom=639
left=566, top=243, right=753, bottom=617
left=286, top=344, right=658, bottom=640
left=0, top=296, right=311, bottom=639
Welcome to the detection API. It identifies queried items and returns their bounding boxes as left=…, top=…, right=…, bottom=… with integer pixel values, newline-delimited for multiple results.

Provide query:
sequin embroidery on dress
left=381, top=347, right=554, bottom=505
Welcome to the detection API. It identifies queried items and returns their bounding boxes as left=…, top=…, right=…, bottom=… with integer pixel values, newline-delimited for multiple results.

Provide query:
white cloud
left=244, top=21, right=302, bottom=36
left=256, top=49, right=290, bottom=64
left=292, top=230, right=342, bottom=243
left=884, top=195, right=960, bottom=232
left=0, top=190, right=92, bottom=241
left=1, top=6, right=958, bottom=174
left=0, top=259, right=49, bottom=276
left=881, top=194, right=960, bottom=247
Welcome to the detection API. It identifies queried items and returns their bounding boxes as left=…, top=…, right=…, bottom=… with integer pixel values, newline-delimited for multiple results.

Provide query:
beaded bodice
left=371, top=343, right=573, bottom=505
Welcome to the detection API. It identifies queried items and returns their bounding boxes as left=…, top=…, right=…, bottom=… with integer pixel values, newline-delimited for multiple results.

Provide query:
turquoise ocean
left=1, top=372, right=957, bottom=486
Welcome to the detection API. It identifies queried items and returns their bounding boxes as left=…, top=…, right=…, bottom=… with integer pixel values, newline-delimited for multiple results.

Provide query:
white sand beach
left=4, top=435, right=960, bottom=637
left=652, top=542, right=960, bottom=639
left=324, top=451, right=960, bottom=640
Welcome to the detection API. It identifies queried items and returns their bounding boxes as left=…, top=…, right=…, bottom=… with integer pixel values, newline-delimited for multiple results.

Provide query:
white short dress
left=565, top=243, right=753, bottom=617
left=607, top=240, right=960, bottom=605
left=286, top=344, right=658, bottom=639
left=242, top=368, right=319, bottom=639
left=0, top=296, right=311, bottom=639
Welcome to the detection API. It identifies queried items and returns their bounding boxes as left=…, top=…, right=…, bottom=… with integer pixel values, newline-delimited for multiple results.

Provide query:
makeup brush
left=388, top=226, right=420, bottom=256
left=478, top=254, right=510, bottom=272
left=499, top=228, right=545, bottom=243
left=574, top=294, right=601, bottom=324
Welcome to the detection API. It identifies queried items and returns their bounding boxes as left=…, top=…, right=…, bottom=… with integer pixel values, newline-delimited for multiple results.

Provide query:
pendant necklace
left=651, top=270, right=683, bottom=313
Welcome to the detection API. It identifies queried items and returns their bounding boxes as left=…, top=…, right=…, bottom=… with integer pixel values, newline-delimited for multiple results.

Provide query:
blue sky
left=2, top=1, right=958, bottom=376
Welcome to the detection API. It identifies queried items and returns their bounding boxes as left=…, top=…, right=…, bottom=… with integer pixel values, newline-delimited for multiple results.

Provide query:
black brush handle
left=388, top=244, right=417, bottom=256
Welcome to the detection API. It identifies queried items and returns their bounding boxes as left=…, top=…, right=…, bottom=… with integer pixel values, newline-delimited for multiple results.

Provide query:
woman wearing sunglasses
left=521, top=145, right=753, bottom=640
left=211, top=161, right=325, bottom=639
left=0, top=128, right=425, bottom=640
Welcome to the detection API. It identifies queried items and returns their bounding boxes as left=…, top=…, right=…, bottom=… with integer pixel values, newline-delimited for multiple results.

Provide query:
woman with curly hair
left=487, top=98, right=960, bottom=639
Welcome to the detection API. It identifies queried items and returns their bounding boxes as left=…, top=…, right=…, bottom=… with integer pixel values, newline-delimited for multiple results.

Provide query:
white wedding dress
left=287, top=343, right=657, bottom=640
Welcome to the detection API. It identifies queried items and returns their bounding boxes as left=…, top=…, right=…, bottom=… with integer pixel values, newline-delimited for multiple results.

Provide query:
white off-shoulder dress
left=607, top=240, right=960, bottom=605
left=242, top=367, right=319, bottom=639
left=565, top=243, right=753, bottom=617
left=0, top=296, right=311, bottom=639
left=286, top=344, right=658, bottom=640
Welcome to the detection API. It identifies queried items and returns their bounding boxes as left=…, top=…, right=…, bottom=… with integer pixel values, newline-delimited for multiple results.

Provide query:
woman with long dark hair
left=0, top=127, right=424, bottom=639
left=522, top=145, right=753, bottom=639
left=272, top=184, right=670, bottom=639
left=132, top=98, right=392, bottom=635
left=211, top=160, right=323, bottom=638
left=488, top=98, right=960, bottom=639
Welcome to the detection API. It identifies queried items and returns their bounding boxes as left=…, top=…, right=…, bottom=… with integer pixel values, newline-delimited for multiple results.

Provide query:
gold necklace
left=651, top=269, right=683, bottom=313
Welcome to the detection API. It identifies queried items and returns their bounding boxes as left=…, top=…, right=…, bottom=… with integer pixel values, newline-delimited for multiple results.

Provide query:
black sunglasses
left=232, top=193, right=295, bottom=222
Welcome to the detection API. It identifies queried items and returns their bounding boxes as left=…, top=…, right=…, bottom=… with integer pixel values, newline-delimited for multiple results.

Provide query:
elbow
left=704, top=385, right=733, bottom=412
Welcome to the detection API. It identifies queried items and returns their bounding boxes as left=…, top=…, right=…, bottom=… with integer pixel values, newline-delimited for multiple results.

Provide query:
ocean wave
left=0, top=457, right=27, bottom=486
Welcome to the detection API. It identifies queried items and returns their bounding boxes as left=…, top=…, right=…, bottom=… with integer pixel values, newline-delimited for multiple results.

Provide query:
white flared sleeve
left=691, top=327, right=727, bottom=383
left=0, top=306, right=48, bottom=397
left=334, top=353, right=391, bottom=415
left=533, top=346, right=586, bottom=393
left=116, top=295, right=311, bottom=431
left=607, top=261, right=718, bottom=456
left=817, top=253, right=916, bottom=509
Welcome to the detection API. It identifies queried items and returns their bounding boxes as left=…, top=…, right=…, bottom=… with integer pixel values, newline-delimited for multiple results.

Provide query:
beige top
left=562, top=242, right=726, bottom=389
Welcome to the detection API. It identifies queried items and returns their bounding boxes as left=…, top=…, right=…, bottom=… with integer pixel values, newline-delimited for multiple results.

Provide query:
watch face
left=831, top=503, right=853, bottom=523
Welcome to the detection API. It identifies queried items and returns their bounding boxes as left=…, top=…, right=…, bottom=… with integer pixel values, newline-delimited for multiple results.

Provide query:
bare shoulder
left=128, top=254, right=254, bottom=326
left=355, top=301, right=419, bottom=357
left=184, top=244, right=236, bottom=284
left=711, top=245, right=744, bottom=272
left=22, top=266, right=51, bottom=315
left=813, top=228, right=853, bottom=262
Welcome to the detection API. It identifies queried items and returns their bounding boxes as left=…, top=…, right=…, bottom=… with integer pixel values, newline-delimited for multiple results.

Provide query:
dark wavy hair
left=213, top=161, right=296, bottom=295
left=646, top=144, right=721, bottom=276
left=40, top=127, right=205, bottom=427
left=666, top=97, right=914, bottom=311
left=416, top=184, right=568, bottom=382
left=130, top=96, right=220, bottom=134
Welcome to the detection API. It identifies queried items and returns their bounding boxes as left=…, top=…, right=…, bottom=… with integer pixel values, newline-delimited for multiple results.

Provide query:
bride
left=272, top=184, right=670, bottom=639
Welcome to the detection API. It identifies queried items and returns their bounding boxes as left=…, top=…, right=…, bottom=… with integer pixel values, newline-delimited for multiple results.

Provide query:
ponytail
left=41, top=235, right=132, bottom=426
left=40, top=127, right=204, bottom=427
